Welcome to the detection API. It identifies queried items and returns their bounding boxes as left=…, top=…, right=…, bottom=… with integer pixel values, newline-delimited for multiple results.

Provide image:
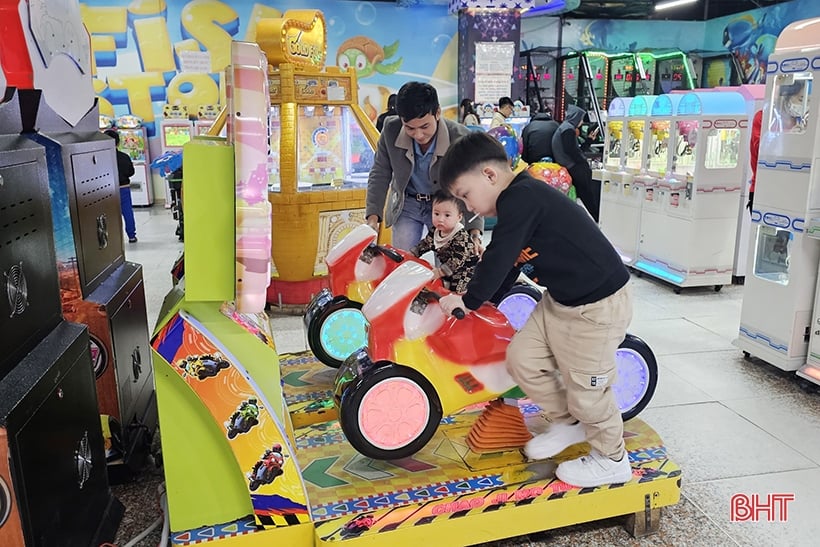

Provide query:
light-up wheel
left=614, top=334, right=658, bottom=421
left=497, top=284, right=542, bottom=331
left=307, top=299, right=367, bottom=368
left=339, top=364, right=442, bottom=460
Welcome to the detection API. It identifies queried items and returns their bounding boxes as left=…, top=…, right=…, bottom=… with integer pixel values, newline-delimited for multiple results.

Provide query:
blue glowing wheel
left=497, top=284, right=542, bottom=331
left=614, top=334, right=658, bottom=421
left=307, top=299, right=367, bottom=368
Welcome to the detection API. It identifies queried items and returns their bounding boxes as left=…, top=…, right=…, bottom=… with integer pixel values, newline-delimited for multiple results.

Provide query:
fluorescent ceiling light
left=655, top=0, right=697, bottom=11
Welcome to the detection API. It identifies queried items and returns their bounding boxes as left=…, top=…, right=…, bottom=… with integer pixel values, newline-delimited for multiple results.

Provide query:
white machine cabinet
left=738, top=17, right=820, bottom=373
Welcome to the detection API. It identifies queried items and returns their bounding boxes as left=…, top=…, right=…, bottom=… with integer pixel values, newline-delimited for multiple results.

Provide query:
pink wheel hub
left=358, top=378, right=430, bottom=450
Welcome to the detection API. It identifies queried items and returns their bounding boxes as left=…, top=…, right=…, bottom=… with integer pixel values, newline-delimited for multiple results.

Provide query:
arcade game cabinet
left=260, top=11, right=379, bottom=305
left=23, top=91, right=157, bottom=483
left=0, top=90, right=121, bottom=546
left=115, top=114, right=152, bottom=206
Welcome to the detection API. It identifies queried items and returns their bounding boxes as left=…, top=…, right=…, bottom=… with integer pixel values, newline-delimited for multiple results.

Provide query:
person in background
left=437, top=131, right=633, bottom=488
left=747, top=109, right=763, bottom=213
left=491, top=97, right=514, bottom=128
left=365, top=81, right=483, bottom=251
left=409, top=191, right=478, bottom=293
left=376, top=94, right=397, bottom=132
left=105, top=129, right=137, bottom=243
left=460, top=98, right=480, bottom=126
left=521, top=109, right=560, bottom=164
left=551, top=105, right=600, bottom=222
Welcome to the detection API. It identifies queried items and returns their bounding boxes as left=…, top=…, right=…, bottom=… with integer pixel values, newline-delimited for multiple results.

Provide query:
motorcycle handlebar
left=375, top=245, right=404, bottom=263
left=424, top=289, right=466, bottom=319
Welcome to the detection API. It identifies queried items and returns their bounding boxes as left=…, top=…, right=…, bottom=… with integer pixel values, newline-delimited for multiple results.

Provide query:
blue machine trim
left=758, top=160, right=811, bottom=170
left=633, top=261, right=685, bottom=284
left=739, top=326, right=789, bottom=354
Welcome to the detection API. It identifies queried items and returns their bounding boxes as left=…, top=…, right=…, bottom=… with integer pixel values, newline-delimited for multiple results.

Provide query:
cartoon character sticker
left=336, top=36, right=402, bottom=78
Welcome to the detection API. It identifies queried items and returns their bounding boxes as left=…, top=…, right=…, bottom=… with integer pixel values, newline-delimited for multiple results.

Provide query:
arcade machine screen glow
left=118, top=128, right=146, bottom=162
left=162, top=125, right=192, bottom=148
left=655, top=56, right=690, bottom=94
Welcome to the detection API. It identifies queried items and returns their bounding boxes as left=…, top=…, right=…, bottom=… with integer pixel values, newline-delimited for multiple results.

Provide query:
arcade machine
left=0, top=90, right=121, bottom=547
left=557, top=51, right=638, bottom=121
left=159, top=104, right=194, bottom=208
left=697, top=51, right=743, bottom=88
left=261, top=11, right=379, bottom=305
left=23, top=90, right=157, bottom=483
left=149, top=13, right=681, bottom=547
left=637, top=50, right=696, bottom=95
left=599, top=97, right=634, bottom=260
left=634, top=91, right=747, bottom=291
left=738, top=18, right=820, bottom=374
left=519, top=46, right=559, bottom=113
left=194, top=104, right=221, bottom=136
left=116, top=114, right=152, bottom=206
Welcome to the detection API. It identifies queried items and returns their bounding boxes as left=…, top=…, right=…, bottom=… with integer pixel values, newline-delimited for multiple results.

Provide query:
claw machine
left=258, top=10, right=379, bottom=305
left=635, top=91, right=747, bottom=290
left=737, top=17, right=820, bottom=373
left=599, top=97, right=635, bottom=263
left=116, top=115, right=152, bottom=206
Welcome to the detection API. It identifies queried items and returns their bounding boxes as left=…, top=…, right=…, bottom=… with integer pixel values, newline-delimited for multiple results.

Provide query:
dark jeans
left=569, top=162, right=599, bottom=223
left=120, top=186, right=136, bottom=239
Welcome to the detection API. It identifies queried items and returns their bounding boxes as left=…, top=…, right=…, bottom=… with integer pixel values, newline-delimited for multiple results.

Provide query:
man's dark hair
left=397, top=82, right=439, bottom=120
left=104, top=129, right=119, bottom=146
left=439, top=132, right=508, bottom=191
left=431, top=189, right=460, bottom=207
left=498, top=97, right=514, bottom=109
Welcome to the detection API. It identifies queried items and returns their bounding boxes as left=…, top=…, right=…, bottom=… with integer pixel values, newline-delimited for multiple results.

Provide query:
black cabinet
left=0, top=322, right=122, bottom=546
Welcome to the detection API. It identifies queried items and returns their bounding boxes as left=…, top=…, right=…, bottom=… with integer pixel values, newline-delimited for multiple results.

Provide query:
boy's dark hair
left=439, top=132, right=508, bottom=191
left=397, top=82, right=439, bottom=121
left=498, top=97, right=514, bottom=109
left=104, top=129, right=119, bottom=146
left=431, top=189, right=460, bottom=208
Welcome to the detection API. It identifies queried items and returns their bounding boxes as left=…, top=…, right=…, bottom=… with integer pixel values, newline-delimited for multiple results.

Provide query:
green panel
left=183, top=136, right=235, bottom=301
left=154, top=351, right=252, bottom=531
left=153, top=298, right=285, bottom=531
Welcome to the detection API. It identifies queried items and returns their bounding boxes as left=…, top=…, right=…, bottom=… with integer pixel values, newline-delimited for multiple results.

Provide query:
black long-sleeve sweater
left=462, top=171, right=629, bottom=310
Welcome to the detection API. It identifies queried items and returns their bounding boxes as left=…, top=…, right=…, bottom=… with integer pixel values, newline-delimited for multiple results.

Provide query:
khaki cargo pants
left=506, top=283, right=633, bottom=459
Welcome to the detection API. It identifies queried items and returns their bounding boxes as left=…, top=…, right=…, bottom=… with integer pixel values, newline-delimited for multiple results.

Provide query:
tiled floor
left=117, top=204, right=820, bottom=546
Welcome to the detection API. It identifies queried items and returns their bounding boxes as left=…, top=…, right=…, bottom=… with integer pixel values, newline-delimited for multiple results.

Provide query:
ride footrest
left=288, top=398, right=338, bottom=429
left=466, top=399, right=533, bottom=453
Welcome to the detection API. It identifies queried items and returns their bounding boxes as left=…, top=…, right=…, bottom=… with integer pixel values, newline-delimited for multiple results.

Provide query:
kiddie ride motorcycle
left=333, top=261, right=658, bottom=460
left=305, top=224, right=421, bottom=367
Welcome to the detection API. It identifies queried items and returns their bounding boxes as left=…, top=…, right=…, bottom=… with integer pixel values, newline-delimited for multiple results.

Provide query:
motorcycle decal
left=152, top=310, right=310, bottom=527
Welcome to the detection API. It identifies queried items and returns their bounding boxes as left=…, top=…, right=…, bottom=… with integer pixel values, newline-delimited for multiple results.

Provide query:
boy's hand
left=366, top=215, right=379, bottom=232
left=470, top=230, right=484, bottom=257
left=439, top=294, right=467, bottom=318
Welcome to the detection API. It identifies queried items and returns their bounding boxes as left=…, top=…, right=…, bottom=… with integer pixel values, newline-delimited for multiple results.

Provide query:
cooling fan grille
left=4, top=261, right=28, bottom=318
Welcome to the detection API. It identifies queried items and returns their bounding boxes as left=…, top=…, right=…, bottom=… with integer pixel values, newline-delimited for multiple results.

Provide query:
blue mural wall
left=522, top=0, right=820, bottom=85
left=81, top=0, right=457, bottom=137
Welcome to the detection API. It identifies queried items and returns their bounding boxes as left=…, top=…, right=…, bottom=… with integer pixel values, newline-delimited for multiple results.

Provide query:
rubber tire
left=307, top=299, right=365, bottom=368
left=339, top=364, right=442, bottom=460
left=616, top=334, right=658, bottom=422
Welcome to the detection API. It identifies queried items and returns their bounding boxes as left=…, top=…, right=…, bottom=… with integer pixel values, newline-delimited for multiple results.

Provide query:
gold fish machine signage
left=257, top=9, right=327, bottom=68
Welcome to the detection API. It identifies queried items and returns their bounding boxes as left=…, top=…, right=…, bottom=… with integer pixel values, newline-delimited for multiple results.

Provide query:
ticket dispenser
left=738, top=17, right=820, bottom=372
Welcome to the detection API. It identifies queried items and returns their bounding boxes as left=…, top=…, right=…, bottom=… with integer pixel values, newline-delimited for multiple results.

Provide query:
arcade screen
left=118, top=128, right=146, bottom=162
left=609, top=56, right=634, bottom=99
left=296, top=105, right=374, bottom=191
left=656, top=56, right=688, bottom=94
left=163, top=125, right=192, bottom=148
left=635, top=54, right=656, bottom=96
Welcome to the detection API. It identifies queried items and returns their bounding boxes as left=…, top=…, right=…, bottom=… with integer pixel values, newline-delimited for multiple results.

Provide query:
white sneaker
left=555, top=450, right=633, bottom=488
left=524, top=421, right=586, bottom=460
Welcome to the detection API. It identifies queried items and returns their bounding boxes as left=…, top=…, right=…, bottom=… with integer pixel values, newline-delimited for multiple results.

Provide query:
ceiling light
left=655, top=0, right=697, bottom=11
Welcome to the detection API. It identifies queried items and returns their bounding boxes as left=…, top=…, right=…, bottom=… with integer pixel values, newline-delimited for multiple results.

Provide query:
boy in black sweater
left=438, top=131, right=633, bottom=488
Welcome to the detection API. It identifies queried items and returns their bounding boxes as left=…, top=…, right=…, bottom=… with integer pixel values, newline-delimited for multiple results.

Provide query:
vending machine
left=738, top=17, right=820, bottom=372
left=634, top=91, right=747, bottom=290
left=115, top=115, right=152, bottom=206
left=194, top=104, right=221, bottom=136
left=159, top=105, right=194, bottom=207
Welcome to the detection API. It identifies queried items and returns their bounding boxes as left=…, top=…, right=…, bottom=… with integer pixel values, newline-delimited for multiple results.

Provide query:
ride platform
left=166, top=350, right=681, bottom=546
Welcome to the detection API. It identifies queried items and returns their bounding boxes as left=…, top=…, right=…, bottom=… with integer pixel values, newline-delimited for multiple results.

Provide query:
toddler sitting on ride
left=409, top=190, right=479, bottom=293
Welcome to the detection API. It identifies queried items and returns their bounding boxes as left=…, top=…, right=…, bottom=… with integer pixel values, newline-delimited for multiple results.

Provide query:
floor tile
left=629, top=318, right=737, bottom=356
left=685, top=468, right=820, bottom=546
left=639, top=402, right=816, bottom=483
left=647, top=364, right=715, bottom=409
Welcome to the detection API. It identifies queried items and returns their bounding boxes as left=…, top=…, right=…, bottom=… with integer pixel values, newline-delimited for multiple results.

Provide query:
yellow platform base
left=168, top=352, right=681, bottom=546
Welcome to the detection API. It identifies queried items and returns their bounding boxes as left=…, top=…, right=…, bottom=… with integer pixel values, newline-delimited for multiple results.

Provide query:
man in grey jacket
left=552, top=104, right=599, bottom=222
left=366, top=82, right=484, bottom=250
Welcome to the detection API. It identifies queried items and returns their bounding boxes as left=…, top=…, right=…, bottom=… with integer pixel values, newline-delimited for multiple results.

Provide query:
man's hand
left=469, top=230, right=484, bottom=257
left=366, top=214, right=380, bottom=232
left=439, top=294, right=467, bottom=318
